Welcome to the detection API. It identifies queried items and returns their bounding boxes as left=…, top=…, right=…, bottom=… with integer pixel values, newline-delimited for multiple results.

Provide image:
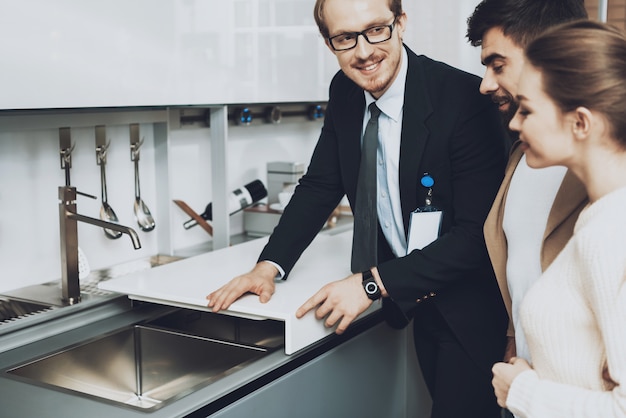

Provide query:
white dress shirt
left=268, top=48, right=409, bottom=277
left=363, top=47, right=408, bottom=258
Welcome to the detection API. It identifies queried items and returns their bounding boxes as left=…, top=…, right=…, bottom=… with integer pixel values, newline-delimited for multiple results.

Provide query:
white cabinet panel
left=0, top=0, right=336, bottom=109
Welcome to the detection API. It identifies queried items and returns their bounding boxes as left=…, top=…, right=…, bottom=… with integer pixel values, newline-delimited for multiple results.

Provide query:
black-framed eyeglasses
left=328, top=18, right=397, bottom=51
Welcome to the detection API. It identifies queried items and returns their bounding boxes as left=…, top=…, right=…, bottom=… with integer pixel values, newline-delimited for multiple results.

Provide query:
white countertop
left=100, top=231, right=380, bottom=354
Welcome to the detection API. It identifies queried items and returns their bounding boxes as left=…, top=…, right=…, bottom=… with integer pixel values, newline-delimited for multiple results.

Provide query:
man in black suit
left=208, top=0, right=508, bottom=416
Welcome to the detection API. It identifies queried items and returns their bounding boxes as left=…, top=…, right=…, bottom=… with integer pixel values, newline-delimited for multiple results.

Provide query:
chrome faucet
left=59, top=186, right=141, bottom=305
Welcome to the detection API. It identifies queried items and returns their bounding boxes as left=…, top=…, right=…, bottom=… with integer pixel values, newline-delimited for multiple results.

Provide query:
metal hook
left=129, top=123, right=144, bottom=162
left=59, top=127, right=75, bottom=186
left=95, top=125, right=110, bottom=166
left=60, top=143, right=75, bottom=166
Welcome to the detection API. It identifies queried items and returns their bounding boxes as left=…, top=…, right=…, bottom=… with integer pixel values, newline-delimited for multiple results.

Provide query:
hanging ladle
left=96, top=126, right=122, bottom=239
left=130, top=124, right=155, bottom=232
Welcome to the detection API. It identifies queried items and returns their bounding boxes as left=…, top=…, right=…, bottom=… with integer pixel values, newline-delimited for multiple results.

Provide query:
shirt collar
left=364, top=46, right=407, bottom=122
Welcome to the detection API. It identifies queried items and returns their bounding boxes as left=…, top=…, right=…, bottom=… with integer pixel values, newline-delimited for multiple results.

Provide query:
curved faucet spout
left=67, top=211, right=141, bottom=249
left=59, top=185, right=142, bottom=305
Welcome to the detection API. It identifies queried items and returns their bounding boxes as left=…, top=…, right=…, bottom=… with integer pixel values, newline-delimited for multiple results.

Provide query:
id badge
left=406, top=207, right=443, bottom=254
left=406, top=172, right=442, bottom=254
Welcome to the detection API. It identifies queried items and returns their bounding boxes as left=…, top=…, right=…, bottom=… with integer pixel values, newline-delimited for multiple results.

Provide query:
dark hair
left=466, top=0, right=587, bottom=48
left=526, top=20, right=626, bottom=148
left=313, top=0, right=403, bottom=39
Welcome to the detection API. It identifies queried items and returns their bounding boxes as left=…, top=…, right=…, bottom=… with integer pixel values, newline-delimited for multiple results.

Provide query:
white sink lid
left=99, top=231, right=380, bottom=354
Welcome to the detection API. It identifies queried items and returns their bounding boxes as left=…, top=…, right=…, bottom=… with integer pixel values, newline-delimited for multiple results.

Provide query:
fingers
left=207, top=282, right=244, bottom=312
left=259, top=287, right=273, bottom=303
left=491, top=363, right=507, bottom=407
left=207, top=274, right=275, bottom=312
left=327, top=311, right=356, bottom=335
left=296, top=288, right=328, bottom=318
left=296, top=285, right=360, bottom=335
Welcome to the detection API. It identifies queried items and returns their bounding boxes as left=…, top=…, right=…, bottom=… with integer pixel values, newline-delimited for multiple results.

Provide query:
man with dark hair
left=467, top=0, right=588, bottom=128
left=466, top=1, right=588, bottom=416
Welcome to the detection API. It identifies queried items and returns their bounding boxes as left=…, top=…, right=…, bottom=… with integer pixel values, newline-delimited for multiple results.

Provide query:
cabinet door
left=207, top=323, right=431, bottom=418
left=0, top=0, right=337, bottom=109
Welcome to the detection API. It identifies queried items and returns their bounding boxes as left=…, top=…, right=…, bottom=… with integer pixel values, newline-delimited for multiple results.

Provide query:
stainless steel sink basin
left=0, top=298, right=54, bottom=324
left=5, top=310, right=284, bottom=411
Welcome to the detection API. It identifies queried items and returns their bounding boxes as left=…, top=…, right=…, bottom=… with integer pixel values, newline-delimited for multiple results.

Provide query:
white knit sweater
left=507, top=186, right=626, bottom=417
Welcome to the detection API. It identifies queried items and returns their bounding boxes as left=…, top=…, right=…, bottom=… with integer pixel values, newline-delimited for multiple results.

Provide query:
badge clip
left=406, top=173, right=442, bottom=253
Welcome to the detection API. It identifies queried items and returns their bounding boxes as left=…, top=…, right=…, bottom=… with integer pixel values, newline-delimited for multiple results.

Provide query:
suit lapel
left=544, top=169, right=587, bottom=239
left=484, top=144, right=523, bottom=327
left=335, top=80, right=366, bottom=203
left=399, top=49, right=432, bottom=233
left=486, top=143, right=525, bottom=247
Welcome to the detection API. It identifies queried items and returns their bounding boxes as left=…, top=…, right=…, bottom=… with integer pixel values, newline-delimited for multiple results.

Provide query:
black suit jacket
left=259, top=46, right=508, bottom=371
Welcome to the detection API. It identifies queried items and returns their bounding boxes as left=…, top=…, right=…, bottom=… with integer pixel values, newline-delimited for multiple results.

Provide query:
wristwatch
left=362, top=269, right=381, bottom=300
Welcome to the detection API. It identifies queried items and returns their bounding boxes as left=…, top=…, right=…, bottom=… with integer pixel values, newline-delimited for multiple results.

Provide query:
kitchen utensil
left=96, top=137, right=122, bottom=239
left=181, top=179, right=268, bottom=230
left=173, top=199, right=213, bottom=236
left=130, top=127, right=155, bottom=232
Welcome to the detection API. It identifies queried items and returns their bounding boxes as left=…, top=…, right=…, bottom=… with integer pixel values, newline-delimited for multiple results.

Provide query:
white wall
left=403, top=0, right=483, bottom=76
left=0, top=119, right=322, bottom=293
left=167, top=118, right=323, bottom=253
left=0, top=0, right=485, bottom=293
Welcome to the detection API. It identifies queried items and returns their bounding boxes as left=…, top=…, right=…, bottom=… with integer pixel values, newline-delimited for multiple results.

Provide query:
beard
left=499, top=98, right=518, bottom=128
left=501, top=102, right=519, bottom=143
left=494, top=93, right=519, bottom=144
left=346, top=50, right=400, bottom=97
left=351, top=65, right=393, bottom=96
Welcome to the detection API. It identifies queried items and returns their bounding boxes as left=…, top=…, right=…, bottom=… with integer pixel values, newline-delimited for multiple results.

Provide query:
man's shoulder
left=329, top=69, right=357, bottom=91
left=327, top=70, right=362, bottom=106
left=405, top=50, right=488, bottom=112
left=410, top=54, right=481, bottom=91
left=405, top=46, right=480, bottom=81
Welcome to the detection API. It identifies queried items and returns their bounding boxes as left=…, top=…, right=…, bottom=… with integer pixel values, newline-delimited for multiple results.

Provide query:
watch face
left=365, top=281, right=378, bottom=295
left=362, top=271, right=380, bottom=300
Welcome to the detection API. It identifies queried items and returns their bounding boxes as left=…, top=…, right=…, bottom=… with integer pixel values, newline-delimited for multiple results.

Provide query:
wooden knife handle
left=173, top=199, right=213, bottom=236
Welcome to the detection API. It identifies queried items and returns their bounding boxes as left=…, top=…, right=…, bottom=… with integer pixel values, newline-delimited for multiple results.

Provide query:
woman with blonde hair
left=492, top=20, right=626, bottom=417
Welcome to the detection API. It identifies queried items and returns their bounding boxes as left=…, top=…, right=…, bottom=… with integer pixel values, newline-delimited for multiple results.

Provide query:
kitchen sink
left=0, top=298, right=55, bottom=324
left=5, top=309, right=284, bottom=411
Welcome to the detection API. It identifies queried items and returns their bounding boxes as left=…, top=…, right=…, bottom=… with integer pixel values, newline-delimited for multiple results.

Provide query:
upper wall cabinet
left=0, top=0, right=338, bottom=110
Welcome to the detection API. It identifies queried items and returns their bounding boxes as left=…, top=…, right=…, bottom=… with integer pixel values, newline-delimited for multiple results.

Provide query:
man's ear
left=572, top=106, right=593, bottom=141
left=324, top=38, right=335, bottom=54
left=396, top=12, right=408, bottom=39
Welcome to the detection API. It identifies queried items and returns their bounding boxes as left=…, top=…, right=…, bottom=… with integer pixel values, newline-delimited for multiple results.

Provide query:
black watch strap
left=362, top=269, right=381, bottom=300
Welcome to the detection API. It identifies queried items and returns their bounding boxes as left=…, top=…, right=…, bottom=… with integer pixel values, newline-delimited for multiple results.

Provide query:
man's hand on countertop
left=296, top=272, right=375, bottom=335
left=206, top=261, right=277, bottom=312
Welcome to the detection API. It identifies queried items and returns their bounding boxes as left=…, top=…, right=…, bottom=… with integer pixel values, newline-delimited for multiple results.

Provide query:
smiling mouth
left=356, top=59, right=382, bottom=73
left=492, top=97, right=510, bottom=109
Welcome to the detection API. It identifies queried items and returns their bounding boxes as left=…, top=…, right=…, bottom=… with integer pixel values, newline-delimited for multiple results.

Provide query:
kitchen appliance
left=183, top=179, right=267, bottom=230
left=265, top=161, right=306, bottom=205
left=243, top=161, right=305, bottom=237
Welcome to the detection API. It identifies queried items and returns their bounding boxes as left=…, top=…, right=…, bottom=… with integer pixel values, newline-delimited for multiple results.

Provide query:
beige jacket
left=483, top=143, right=588, bottom=336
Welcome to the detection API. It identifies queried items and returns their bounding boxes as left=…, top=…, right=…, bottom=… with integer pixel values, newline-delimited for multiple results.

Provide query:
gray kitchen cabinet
left=207, top=321, right=432, bottom=418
